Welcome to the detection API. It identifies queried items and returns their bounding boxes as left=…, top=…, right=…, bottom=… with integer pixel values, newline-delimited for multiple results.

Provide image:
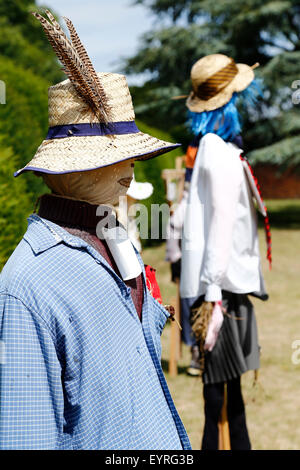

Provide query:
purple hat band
left=46, top=121, right=140, bottom=139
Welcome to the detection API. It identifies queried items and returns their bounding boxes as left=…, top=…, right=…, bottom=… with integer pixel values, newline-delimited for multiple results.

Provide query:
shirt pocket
left=149, top=297, right=170, bottom=360
left=152, top=297, right=170, bottom=335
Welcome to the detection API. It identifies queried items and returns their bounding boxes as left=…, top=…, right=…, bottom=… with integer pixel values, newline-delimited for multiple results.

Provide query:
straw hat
left=15, top=11, right=179, bottom=177
left=186, top=54, right=258, bottom=113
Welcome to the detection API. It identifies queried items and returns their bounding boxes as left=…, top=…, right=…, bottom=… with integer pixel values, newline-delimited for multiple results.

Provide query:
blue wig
left=187, top=78, right=263, bottom=140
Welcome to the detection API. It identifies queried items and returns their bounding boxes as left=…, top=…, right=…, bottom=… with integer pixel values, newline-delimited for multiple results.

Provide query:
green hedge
left=0, top=140, right=31, bottom=267
left=0, top=56, right=51, bottom=201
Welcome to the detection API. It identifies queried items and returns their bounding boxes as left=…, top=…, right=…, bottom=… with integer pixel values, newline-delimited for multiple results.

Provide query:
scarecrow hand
left=204, top=301, right=224, bottom=352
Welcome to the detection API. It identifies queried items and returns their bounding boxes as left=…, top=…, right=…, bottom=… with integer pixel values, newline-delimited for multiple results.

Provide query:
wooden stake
left=218, top=382, right=231, bottom=450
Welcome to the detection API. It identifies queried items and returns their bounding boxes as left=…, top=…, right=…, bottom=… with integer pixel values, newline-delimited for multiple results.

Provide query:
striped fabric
left=202, top=292, right=260, bottom=385
left=177, top=292, right=260, bottom=385
left=195, top=59, right=238, bottom=100
left=0, top=215, right=191, bottom=450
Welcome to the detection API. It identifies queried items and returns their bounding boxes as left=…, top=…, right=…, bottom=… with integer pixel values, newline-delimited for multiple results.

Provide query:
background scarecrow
left=180, top=54, right=270, bottom=450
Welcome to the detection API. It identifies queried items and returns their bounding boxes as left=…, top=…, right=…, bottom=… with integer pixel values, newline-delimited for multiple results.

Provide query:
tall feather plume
left=32, top=10, right=111, bottom=123
left=63, top=16, right=110, bottom=118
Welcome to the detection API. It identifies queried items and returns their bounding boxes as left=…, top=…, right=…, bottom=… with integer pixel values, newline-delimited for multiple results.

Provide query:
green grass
left=142, top=227, right=300, bottom=450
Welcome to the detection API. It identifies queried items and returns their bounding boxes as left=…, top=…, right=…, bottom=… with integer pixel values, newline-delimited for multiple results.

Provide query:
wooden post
left=161, top=158, right=185, bottom=377
left=175, top=157, right=185, bottom=202
left=218, top=382, right=231, bottom=450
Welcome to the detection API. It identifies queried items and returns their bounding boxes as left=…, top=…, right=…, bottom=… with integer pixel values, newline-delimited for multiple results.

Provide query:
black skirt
left=191, top=291, right=260, bottom=385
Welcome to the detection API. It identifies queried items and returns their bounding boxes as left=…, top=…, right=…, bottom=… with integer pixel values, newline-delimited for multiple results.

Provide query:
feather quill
left=63, top=16, right=111, bottom=118
left=32, top=11, right=110, bottom=123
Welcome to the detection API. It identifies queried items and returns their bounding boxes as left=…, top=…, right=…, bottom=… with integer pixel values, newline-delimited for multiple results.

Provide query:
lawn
left=142, top=222, right=300, bottom=450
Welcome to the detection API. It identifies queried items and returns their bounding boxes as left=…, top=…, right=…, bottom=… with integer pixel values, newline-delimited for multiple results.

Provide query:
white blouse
left=180, top=133, right=267, bottom=301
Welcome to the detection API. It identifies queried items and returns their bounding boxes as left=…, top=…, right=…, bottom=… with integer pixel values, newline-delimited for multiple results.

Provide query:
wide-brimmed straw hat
left=15, top=11, right=179, bottom=177
left=185, top=54, right=258, bottom=113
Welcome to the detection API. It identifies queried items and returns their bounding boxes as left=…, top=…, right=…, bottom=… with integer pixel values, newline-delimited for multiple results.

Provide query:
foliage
left=126, top=0, right=300, bottom=161
left=0, top=18, right=63, bottom=84
left=0, top=141, right=31, bottom=267
left=0, top=56, right=50, bottom=198
left=0, top=0, right=63, bottom=266
left=249, top=135, right=300, bottom=169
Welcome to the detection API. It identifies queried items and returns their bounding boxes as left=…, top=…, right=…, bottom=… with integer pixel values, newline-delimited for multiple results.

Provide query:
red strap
left=240, top=155, right=272, bottom=269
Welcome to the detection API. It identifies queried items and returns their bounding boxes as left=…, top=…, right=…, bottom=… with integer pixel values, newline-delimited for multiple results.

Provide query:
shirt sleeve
left=0, top=292, right=62, bottom=449
left=199, top=135, right=243, bottom=302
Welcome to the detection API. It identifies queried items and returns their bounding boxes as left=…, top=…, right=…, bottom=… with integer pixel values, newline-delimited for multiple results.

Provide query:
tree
left=125, top=0, right=300, bottom=166
left=0, top=0, right=62, bottom=266
left=0, top=141, right=31, bottom=266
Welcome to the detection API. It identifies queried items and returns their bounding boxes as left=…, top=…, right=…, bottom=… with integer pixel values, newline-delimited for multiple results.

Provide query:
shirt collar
left=23, top=214, right=147, bottom=285
left=24, top=214, right=90, bottom=254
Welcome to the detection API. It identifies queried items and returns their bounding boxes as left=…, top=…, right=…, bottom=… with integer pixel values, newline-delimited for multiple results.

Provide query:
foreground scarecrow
left=180, top=54, right=271, bottom=450
left=0, top=11, right=191, bottom=450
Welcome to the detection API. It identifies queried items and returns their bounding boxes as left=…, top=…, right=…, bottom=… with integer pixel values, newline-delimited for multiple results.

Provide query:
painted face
left=42, top=160, right=135, bottom=205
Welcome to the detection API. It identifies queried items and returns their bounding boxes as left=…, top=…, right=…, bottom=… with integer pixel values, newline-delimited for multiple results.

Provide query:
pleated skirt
left=190, top=291, right=260, bottom=385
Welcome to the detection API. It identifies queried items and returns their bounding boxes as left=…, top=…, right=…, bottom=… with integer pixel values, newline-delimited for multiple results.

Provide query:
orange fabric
left=185, top=145, right=198, bottom=169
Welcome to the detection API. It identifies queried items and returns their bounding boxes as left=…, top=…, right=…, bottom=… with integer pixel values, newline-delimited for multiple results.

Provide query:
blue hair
left=187, top=78, right=263, bottom=140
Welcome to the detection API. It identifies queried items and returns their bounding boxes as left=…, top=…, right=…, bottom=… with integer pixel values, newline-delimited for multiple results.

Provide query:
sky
left=36, top=0, right=155, bottom=84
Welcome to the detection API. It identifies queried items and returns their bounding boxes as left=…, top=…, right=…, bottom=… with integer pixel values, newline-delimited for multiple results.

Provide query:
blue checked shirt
left=0, top=215, right=191, bottom=450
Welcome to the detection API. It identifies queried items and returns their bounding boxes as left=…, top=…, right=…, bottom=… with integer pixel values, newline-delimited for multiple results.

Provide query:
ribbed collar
left=37, top=194, right=114, bottom=234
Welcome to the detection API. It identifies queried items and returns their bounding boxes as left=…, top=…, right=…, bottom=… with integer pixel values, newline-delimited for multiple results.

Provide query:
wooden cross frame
left=161, top=157, right=186, bottom=208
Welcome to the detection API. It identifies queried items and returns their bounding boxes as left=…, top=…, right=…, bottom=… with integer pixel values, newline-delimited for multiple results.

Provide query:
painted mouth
left=118, top=177, right=132, bottom=188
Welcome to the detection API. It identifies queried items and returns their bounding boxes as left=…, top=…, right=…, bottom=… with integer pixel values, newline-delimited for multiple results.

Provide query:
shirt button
left=136, top=346, right=141, bottom=354
left=73, top=356, right=79, bottom=363
left=125, top=287, right=131, bottom=297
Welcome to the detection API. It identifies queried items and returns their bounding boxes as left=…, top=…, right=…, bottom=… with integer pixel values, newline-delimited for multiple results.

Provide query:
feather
left=63, top=17, right=111, bottom=119
left=45, top=9, right=65, bottom=32
left=32, top=11, right=110, bottom=123
left=33, top=13, right=98, bottom=115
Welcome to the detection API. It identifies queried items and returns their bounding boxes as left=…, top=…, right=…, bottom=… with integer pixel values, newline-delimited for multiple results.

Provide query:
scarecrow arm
left=0, top=294, right=61, bottom=449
